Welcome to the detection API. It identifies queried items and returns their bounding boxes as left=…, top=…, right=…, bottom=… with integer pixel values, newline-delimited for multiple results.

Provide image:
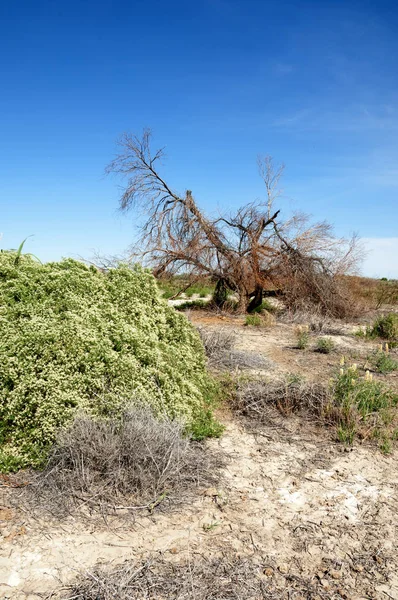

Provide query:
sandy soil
left=1, top=314, right=398, bottom=599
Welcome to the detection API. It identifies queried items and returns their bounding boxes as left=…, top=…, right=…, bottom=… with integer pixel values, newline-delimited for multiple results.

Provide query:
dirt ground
left=1, top=312, right=398, bottom=599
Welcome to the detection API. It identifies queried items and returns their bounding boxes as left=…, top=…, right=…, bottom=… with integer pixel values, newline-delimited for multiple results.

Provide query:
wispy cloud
left=272, top=104, right=398, bottom=133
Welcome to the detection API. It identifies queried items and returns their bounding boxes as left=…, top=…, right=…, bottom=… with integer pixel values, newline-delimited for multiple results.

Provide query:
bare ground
left=1, top=314, right=398, bottom=599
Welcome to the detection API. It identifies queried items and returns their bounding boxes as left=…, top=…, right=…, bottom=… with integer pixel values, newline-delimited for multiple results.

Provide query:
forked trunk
left=213, top=279, right=228, bottom=309
left=247, top=286, right=263, bottom=313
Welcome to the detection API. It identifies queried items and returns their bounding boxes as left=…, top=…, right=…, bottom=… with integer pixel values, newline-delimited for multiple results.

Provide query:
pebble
left=278, top=563, right=289, bottom=574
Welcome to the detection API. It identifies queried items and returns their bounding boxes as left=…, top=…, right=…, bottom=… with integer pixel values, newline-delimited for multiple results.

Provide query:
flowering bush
left=0, top=255, right=217, bottom=471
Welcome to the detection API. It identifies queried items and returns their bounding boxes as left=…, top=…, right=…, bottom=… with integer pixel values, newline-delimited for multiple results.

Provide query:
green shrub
left=0, top=255, right=219, bottom=471
left=315, top=337, right=335, bottom=354
left=332, top=364, right=398, bottom=447
left=370, top=350, right=398, bottom=374
left=369, top=313, right=398, bottom=342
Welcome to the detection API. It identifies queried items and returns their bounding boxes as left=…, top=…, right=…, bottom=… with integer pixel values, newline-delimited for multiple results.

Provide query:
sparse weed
left=202, top=520, right=220, bottom=531
left=337, top=425, right=356, bottom=445
left=380, top=435, right=392, bottom=455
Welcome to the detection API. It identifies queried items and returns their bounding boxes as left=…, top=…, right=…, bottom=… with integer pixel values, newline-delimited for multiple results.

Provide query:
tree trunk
left=213, top=279, right=228, bottom=308
left=247, top=285, right=264, bottom=313
left=236, top=290, right=249, bottom=313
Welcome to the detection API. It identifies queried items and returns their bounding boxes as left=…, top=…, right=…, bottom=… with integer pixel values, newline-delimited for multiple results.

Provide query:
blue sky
left=1, top=0, right=397, bottom=277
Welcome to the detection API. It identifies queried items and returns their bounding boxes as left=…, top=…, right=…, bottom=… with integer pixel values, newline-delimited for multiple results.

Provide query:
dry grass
left=20, top=408, right=223, bottom=518
left=232, top=372, right=398, bottom=452
left=58, top=553, right=356, bottom=600
left=196, top=326, right=236, bottom=364
left=58, top=549, right=394, bottom=599
left=197, top=326, right=273, bottom=371
left=232, top=378, right=332, bottom=421
left=279, top=307, right=345, bottom=335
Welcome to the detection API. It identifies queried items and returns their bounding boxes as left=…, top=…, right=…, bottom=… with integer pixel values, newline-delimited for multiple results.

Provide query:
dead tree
left=107, top=129, right=361, bottom=315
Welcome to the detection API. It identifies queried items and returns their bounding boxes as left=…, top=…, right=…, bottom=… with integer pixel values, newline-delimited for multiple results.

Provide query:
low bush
left=369, top=349, right=398, bottom=374
left=369, top=313, right=398, bottom=343
left=315, top=337, right=335, bottom=354
left=0, top=254, right=219, bottom=471
left=23, top=408, right=222, bottom=516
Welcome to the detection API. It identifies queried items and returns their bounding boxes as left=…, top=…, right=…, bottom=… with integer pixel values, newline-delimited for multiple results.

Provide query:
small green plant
left=1, top=236, right=41, bottom=266
left=188, top=407, right=225, bottom=440
left=370, top=349, right=398, bottom=374
left=331, top=362, right=398, bottom=449
left=380, top=435, right=392, bottom=455
left=333, top=365, right=397, bottom=417
left=315, top=337, right=335, bottom=354
left=202, top=520, right=220, bottom=532
left=295, top=325, right=309, bottom=349
left=245, top=313, right=262, bottom=326
left=337, top=425, right=356, bottom=445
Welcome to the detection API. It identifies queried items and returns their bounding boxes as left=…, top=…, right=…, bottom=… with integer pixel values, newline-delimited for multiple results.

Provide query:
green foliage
left=295, top=326, right=309, bottom=350
left=369, top=313, right=398, bottom=342
left=337, top=425, right=356, bottom=445
left=315, top=337, right=335, bottom=354
left=0, top=254, right=218, bottom=471
left=157, top=277, right=214, bottom=300
left=245, top=314, right=262, bottom=326
left=250, top=299, right=276, bottom=314
left=332, top=364, right=398, bottom=447
left=370, top=350, right=398, bottom=374
left=188, top=408, right=225, bottom=440
left=175, top=299, right=208, bottom=311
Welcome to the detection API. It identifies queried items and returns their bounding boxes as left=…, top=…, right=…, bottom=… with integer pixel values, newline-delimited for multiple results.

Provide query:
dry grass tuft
left=232, top=378, right=332, bottom=421
left=196, top=326, right=236, bottom=363
left=197, top=326, right=272, bottom=371
left=20, top=408, right=222, bottom=517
